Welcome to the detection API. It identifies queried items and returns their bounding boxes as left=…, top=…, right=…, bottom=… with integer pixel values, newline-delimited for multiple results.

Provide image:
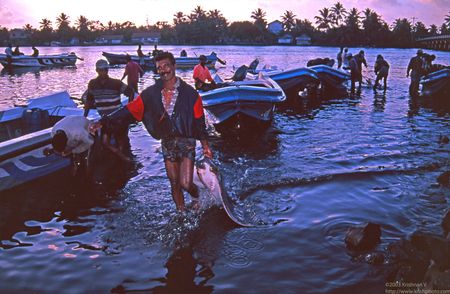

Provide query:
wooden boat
left=0, top=53, right=80, bottom=68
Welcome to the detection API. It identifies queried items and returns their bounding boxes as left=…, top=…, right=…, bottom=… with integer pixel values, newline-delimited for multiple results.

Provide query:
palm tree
left=281, top=10, right=296, bottom=33
left=56, top=13, right=70, bottom=30
left=190, top=6, right=206, bottom=21
left=251, top=8, right=266, bottom=22
left=315, top=8, right=333, bottom=31
left=331, top=2, right=347, bottom=27
left=429, top=24, right=438, bottom=36
left=345, top=8, right=361, bottom=30
left=173, top=12, right=186, bottom=25
left=251, top=8, right=267, bottom=32
left=444, top=12, right=450, bottom=29
left=39, top=18, right=52, bottom=31
left=75, top=15, right=90, bottom=31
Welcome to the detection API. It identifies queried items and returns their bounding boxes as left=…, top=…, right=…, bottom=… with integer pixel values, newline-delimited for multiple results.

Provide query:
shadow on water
left=111, top=207, right=237, bottom=293
left=0, top=148, right=136, bottom=246
left=373, top=90, right=387, bottom=112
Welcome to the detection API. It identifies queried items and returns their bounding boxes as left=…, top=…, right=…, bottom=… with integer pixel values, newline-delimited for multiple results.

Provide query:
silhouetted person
left=407, top=49, right=424, bottom=96
left=121, top=55, right=144, bottom=94
left=337, top=47, right=344, bottom=69
left=373, top=54, right=389, bottom=90
left=31, top=46, right=39, bottom=57
left=12, top=45, right=23, bottom=56
left=180, top=49, right=187, bottom=57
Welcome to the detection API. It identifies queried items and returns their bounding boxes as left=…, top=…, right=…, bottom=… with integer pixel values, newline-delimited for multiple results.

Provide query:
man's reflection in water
left=111, top=208, right=235, bottom=293
left=373, top=91, right=387, bottom=112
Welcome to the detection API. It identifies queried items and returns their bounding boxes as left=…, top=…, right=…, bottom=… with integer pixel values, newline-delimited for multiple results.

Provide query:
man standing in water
left=91, top=52, right=213, bottom=212
left=407, top=49, right=424, bottom=96
left=121, top=55, right=144, bottom=94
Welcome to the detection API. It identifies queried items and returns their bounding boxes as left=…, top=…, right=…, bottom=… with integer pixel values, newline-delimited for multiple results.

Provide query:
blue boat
left=0, top=53, right=79, bottom=68
left=308, top=65, right=350, bottom=89
left=420, top=68, right=450, bottom=97
left=200, top=77, right=286, bottom=133
left=0, top=91, right=116, bottom=192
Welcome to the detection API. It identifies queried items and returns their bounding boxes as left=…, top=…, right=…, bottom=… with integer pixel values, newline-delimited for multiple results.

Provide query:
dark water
left=1, top=46, right=449, bottom=293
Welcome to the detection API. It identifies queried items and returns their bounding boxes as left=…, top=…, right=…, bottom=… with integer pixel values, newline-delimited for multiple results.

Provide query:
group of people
left=51, top=51, right=212, bottom=212
left=4, top=44, right=39, bottom=57
left=337, top=47, right=390, bottom=92
left=406, top=49, right=447, bottom=96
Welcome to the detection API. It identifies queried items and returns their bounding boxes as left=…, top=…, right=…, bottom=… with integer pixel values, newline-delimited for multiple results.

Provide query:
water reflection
left=0, top=66, right=42, bottom=77
left=373, top=91, right=387, bottom=112
left=111, top=208, right=235, bottom=293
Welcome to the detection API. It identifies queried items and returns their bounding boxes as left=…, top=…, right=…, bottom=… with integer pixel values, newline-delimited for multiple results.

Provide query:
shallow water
left=0, top=45, right=449, bottom=293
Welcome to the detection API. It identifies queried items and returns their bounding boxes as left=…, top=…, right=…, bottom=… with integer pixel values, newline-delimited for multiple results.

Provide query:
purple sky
left=1, top=0, right=448, bottom=29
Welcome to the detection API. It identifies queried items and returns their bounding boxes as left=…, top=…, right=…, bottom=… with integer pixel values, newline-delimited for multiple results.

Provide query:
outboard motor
left=231, top=65, right=248, bottom=82
left=22, top=108, right=50, bottom=133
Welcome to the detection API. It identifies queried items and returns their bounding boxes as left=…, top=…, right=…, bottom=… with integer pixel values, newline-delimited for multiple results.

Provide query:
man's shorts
left=161, top=137, right=196, bottom=162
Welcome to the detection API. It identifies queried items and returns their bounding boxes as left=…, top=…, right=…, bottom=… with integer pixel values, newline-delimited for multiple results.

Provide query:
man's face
left=156, top=58, right=176, bottom=81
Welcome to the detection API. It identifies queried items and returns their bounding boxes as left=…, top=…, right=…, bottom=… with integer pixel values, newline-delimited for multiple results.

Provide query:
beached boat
left=0, top=53, right=79, bottom=68
left=420, top=68, right=450, bottom=97
left=0, top=91, right=110, bottom=192
left=200, top=76, right=286, bottom=133
left=102, top=51, right=222, bottom=69
left=248, top=66, right=320, bottom=98
left=308, top=65, right=350, bottom=89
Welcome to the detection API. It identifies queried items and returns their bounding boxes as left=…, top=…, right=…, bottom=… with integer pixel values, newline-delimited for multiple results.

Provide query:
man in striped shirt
left=84, top=59, right=135, bottom=155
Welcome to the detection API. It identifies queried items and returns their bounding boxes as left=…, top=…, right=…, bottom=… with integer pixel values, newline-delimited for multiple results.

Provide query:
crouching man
left=49, top=115, right=94, bottom=176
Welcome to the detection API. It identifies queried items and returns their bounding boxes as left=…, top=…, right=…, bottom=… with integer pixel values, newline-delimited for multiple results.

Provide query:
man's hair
left=155, top=51, right=175, bottom=65
left=52, top=130, right=68, bottom=152
left=126, top=54, right=132, bottom=61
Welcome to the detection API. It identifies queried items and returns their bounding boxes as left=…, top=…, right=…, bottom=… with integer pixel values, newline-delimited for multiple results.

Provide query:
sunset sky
left=1, top=0, right=449, bottom=29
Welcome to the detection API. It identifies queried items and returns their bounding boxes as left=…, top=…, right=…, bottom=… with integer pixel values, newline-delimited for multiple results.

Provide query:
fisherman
left=355, top=50, right=368, bottom=87
left=180, top=49, right=187, bottom=57
left=5, top=44, right=13, bottom=56
left=90, top=52, right=213, bottom=212
left=193, top=55, right=216, bottom=91
left=337, top=47, right=344, bottom=69
left=373, top=54, right=389, bottom=90
left=84, top=59, right=135, bottom=159
left=137, top=44, right=145, bottom=66
left=342, top=48, right=350, bottom=69
left=4, top=44, right=13, bottom=65
left=152, top=44, right=162, bottom=57
left=12, top=45, right=23, bottom=56
left=406, top=49, right=424, bottom=96
left=50, top=115, right=94, bottom=176
left=348, top=53, right=360, bottom=92
left=31, top=46, right=39, bottom=57
left=137, top=44, right=144, bottom=58
left=121, top=55, right=144, bottom=94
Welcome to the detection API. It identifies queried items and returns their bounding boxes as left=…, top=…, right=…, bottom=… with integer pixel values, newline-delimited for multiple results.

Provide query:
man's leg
left=180, top=157, right=199, bottom=198
left=165, top=160, right=184, bottom=211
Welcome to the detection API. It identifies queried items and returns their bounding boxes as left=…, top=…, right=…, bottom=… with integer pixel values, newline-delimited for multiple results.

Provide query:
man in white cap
left=84, top=59, right=135, bottom=157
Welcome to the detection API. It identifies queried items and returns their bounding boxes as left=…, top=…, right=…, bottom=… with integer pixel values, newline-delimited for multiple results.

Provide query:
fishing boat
left=102, top=51, right=223, bottom=69
left=308, top=65, right=350, bottom=90
left=420, top=68, right=450, bottom=97
left=0, top=52, right=80, bottom=68
left=0, top=91, right=112, bottom=192
left=200, top=76, right=286, bottom=133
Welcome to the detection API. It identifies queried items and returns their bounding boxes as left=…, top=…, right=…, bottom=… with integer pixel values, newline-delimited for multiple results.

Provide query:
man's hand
left=89, top=121, right=102, bottom=134
left=202, top=145, right=213, bottom=159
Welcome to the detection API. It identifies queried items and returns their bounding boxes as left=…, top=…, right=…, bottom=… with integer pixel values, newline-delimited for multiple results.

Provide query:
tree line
left=1, top=3, right=449, bottom=48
